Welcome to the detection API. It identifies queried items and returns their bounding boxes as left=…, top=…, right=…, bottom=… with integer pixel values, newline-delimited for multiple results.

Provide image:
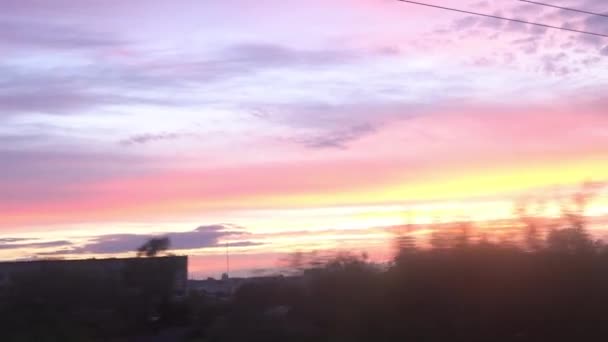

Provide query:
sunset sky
left=2, top=0, right=608, bottom=277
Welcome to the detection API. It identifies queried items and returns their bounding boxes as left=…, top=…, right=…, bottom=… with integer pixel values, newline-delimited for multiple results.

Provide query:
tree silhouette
left=137, top=237, right=170, bottom=257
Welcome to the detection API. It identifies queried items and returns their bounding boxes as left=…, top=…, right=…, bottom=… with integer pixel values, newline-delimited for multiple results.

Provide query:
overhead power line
left=395, top=0, right=608, bottom=38
left=519, top=0, right=608, bottom=19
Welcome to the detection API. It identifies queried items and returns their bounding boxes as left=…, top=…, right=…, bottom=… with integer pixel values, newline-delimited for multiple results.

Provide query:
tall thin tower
left=225, top=241, right=230, bottom=278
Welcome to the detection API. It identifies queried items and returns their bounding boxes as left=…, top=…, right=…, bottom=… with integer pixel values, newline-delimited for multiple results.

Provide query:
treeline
left=197, top=215, right=608, bottom=341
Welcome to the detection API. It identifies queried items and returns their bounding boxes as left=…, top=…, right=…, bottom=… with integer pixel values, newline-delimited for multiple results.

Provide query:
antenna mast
left=225, top=241, right=230, bottom=278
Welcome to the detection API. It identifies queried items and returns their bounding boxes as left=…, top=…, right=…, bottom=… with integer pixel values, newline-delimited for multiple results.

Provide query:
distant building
left=0, top=256, right=188, bottom=297
left=189, top=275, right=298, bottom=298
left=189, top=277, right=237, bottom=298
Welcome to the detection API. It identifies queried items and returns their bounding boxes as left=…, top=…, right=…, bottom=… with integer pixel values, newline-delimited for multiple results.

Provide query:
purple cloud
left=52, top=225, right=261, bottom=255
left=119, top=132, right=190, bottom=146
left=0, top=19, right=125, bottom=50
left=0, top=63, right=178, bottom=117
left=0, top=87, right=128, bottom=117
left=248, top=99, right=437, bottom=150
left=157, top=42, right=385, bottom=86
left=452, top=16, right=479, bottom=31
left=224, top=43, right=358, bottom=69
left=0, top=41, right=386, bottom=118
left=583, top=13, right=608, bottom=34
left=539, top=52, right=575, bottom=76
left=0, top=239, right=72, bottom=250
left=472, top=1, right=490, bottom=9
left=0, top=238, right=31, bottom=243
left=290, top=123, right=377, bottom=150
